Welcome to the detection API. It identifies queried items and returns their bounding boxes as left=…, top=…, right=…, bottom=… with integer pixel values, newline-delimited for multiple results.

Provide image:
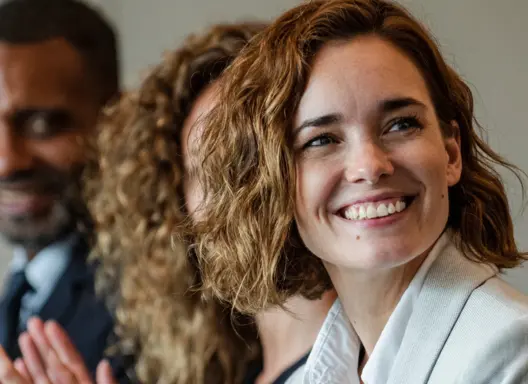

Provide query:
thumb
left=95, top=360, right=116, bottom=384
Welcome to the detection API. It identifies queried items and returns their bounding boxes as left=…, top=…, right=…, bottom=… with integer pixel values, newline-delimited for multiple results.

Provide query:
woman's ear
left=445, top=120, right=462, bottom=187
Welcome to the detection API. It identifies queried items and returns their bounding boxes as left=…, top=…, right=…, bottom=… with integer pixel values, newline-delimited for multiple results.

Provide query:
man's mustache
left=0, top=167, right=73, bottom=194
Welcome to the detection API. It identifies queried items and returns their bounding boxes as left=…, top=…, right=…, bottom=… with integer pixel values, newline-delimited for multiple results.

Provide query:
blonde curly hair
left=193, top=0, right=526, bottom=315
left=83, top=22, right=265, bottom=384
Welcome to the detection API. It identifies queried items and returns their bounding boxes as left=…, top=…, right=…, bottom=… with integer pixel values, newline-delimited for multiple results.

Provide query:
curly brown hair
left=83, top=22, right=265, bottom=384
left=193, top=0, right=527, bottom=315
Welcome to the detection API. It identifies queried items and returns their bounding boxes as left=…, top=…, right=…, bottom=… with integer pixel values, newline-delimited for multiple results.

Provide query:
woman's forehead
left=295, top=36, right=431, bottom=125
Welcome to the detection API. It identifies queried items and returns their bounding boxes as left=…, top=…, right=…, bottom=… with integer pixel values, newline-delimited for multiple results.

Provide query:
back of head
left=0, top=0, right=119, bottom=103
left=84, top=22, right=265, bottom=384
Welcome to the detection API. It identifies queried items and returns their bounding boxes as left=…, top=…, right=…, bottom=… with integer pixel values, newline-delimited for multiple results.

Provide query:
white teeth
left=396, top=200, right=406, bottom=212
left=358, top=206, right=367, bottom=219
left=342, top=198, right=409, bottom=221
left=0, top=193, right=35, bottom=204
left=366, top=205, right=377, bottom=219
left=377, top=204, right=389, bottom=217
left=344, top=206, right=358, bottom=220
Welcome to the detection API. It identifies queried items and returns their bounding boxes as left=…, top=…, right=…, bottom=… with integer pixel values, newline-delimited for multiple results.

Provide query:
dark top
left=243, top=350, right=311, bottom=384
left=0, top=236, right=134, bottom=383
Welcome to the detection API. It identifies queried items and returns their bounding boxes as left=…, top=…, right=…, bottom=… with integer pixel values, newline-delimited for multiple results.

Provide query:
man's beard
left=3, top=199, right=76, bottom=250
left=0, top=165, right=90, bottom=251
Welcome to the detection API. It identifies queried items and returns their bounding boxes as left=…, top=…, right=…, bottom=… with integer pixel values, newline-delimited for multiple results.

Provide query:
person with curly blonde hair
left=1, top=21, right=335, bottom=384
left=192, top=0, right=528, bottom=383
left=88, top=20, right=336, bottom=384
left=83, top=22, right=265, bottom=384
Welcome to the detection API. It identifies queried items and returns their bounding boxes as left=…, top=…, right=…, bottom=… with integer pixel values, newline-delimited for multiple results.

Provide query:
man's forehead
left=0, top=39, right=96, bottom=111
left=0, top=38, right=84, bottom=72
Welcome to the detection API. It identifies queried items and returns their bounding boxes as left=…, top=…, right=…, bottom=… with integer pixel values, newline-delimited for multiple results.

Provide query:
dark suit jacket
left=0, top=236, right=134, bottom=383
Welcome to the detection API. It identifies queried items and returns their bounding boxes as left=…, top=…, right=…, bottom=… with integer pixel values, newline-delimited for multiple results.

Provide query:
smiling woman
left=292, top=35, right=461, bottom=272
left=192, top=0, right=528, bottom=383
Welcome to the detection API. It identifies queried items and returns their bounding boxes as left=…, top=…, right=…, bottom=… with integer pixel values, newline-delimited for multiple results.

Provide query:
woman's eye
left=387, top=116, right=422, bottom=133
left=303, top=134, right=337, bottom=149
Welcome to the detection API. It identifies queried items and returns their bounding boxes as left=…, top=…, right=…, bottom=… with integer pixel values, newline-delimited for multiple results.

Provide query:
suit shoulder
left=430, top=277, right=528, bottom=383
left=469, top=274, right=528, bottom=319
left=456, top=314, right=528, bottom=383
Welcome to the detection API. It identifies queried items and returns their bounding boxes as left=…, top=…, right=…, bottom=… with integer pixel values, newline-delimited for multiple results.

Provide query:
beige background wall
left=1, top=0, right=526, bottom=292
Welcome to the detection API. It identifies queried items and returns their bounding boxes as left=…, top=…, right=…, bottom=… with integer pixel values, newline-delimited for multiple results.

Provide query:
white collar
left=302, top=299, right=361, bottom=384
left=302, top=231, right=451, bottom=384
left=10, top=233, right=78, bottom=292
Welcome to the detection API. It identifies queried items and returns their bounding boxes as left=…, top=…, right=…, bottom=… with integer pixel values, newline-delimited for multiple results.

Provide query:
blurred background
left=0, top=0, right=526, bottom=291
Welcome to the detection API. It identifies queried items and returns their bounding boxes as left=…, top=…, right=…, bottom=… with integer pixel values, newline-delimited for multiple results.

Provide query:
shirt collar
left=303, top=231, right=452, bottom=384
left=10, top=233, right=78, bottom=292
left=303, top=299, right=362, bottom=384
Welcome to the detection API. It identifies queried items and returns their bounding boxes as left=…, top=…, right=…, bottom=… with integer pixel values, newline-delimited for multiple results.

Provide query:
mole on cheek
left=356, top=235, right=361, bottom=240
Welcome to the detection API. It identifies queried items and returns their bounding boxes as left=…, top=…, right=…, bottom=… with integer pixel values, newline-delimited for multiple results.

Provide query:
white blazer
left=288, top=235, right=528, bottom=384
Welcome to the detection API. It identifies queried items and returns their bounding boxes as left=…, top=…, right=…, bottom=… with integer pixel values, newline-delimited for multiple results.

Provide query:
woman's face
left=292, top=35, right=462, bottom=271
left=181, top=83, right=218, bottom=221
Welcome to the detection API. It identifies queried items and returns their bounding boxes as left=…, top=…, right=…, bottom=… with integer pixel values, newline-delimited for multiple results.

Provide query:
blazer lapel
left=387, top=241, right=497, bottom=384
left=35, top=238, right=92, bottom=326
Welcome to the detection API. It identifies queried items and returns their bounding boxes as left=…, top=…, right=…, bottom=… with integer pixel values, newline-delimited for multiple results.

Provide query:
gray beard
left=1, top=200, right=77, bottom=252
left=0, top=165, right=92, bottom=252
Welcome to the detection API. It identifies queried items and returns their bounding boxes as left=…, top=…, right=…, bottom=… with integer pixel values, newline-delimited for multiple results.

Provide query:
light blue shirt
left=9, top=233, right=77, bottom=326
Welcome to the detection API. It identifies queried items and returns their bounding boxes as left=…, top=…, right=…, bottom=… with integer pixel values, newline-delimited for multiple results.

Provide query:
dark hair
left=0, top=0, right=119, bottom=103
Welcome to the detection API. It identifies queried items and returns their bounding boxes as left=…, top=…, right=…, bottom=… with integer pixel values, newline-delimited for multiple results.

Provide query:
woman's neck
left=255, top=290, right=337, bottom=384
left=325, top=254, right=426, bottom=357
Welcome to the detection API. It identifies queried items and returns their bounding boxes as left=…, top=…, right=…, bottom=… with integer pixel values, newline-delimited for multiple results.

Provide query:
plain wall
left=1, top=0, right=526, bottom=291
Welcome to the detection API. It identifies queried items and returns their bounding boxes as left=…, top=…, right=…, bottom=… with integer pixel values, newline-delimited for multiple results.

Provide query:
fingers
left=43, top=321, right=92, bottom=383
left=95, top=361, right=116, bottom=384
left=0, top=346, right=28, bottom=384
left=13, top=359, right=30, bottom=382
left=18, top=332, right=49, bottom=384
left=26, top=318, right=53, bottom=368
left=45, top=351, right=77, bottom=384
left=19, top=330, right=77, bottom=384
left=26, top=318, right=91, bottom=384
